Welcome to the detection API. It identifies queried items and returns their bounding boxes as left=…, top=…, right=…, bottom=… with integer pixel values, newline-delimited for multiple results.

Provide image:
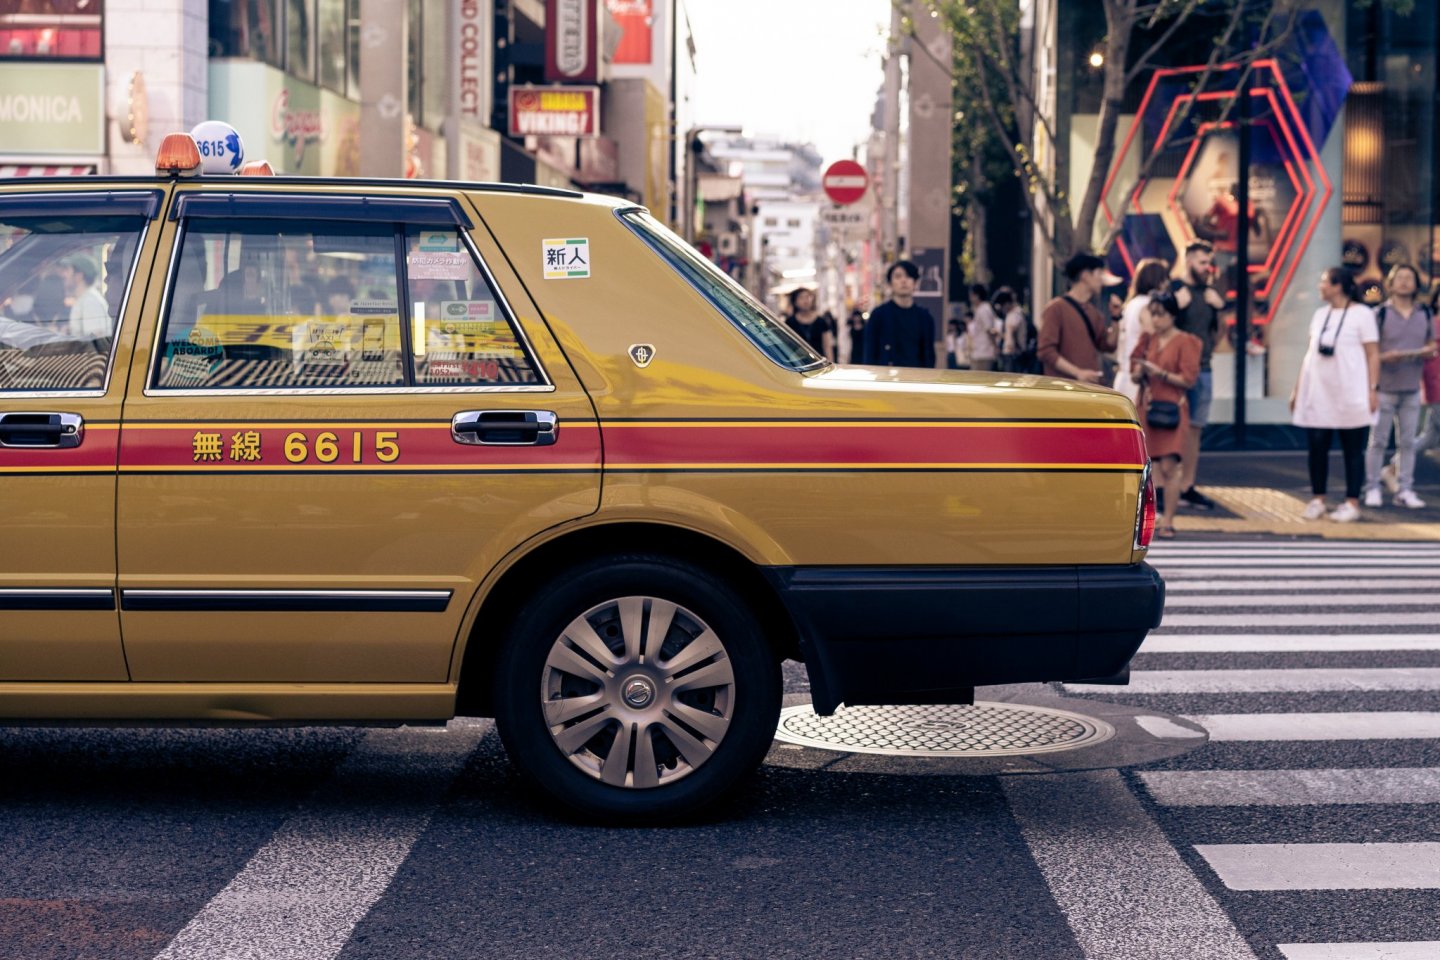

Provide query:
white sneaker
left=1363, top=488, right=1383, bottom=508
left=1395, top=489, right=1427, bottom=509
left=1328, top=501, right=1361, bottom=523
left=1381, top=463, right=1399, bottom=494
left=1301, top=498, right=1327, bottom=521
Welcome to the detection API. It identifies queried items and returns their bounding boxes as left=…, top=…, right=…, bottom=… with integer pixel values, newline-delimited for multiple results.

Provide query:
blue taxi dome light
left=189, top=120, right=246, bottom=175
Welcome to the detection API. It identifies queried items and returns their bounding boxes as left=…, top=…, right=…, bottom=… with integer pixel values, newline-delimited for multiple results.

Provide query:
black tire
left=492, top=554, right=781, bottom=823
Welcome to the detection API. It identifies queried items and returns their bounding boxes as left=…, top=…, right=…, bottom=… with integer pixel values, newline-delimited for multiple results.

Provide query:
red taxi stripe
left=0, top=426, right=118, bottom=472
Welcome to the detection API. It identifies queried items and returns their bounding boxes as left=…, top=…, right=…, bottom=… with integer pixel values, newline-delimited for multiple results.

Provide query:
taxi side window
left=404, top=226, right=542, bottom=386
left=0, top=208, right=146, bottom=392
left=154, top=220, right=405, bottom=389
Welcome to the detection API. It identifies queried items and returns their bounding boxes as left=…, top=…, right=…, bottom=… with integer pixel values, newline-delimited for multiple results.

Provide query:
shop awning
left=0, top=165, right=96, bottom=178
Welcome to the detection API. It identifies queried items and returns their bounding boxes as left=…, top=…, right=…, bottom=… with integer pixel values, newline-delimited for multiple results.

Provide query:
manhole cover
left=774, top=701, right=1115, bottom=758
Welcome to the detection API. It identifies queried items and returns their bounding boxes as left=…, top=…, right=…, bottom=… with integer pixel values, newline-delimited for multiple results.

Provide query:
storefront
left=1057, top=2, right=1438, bottom=435
left=0, top=1, right=106, bottom=177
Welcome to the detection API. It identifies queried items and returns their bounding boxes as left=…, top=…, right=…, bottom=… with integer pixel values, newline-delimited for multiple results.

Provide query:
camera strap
left=1319, top=304, right=1349, bottom=352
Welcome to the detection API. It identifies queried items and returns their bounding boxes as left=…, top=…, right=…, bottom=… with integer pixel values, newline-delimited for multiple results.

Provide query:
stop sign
left=822, top=160, right=869, bottom=205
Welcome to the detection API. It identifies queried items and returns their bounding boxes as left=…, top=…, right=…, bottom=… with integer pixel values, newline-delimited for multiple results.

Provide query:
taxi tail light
left=239, top=160, right=275, bottom=176
left=1135, top=465, right=1156, bottom=549
left=156, top=133, right=202, bottom=177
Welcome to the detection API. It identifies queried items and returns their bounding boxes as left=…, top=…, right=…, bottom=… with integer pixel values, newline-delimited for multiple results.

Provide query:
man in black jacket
left=863, top=260, right=937, bottom=368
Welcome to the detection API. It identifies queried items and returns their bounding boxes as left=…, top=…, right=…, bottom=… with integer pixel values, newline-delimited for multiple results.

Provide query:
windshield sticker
left=417, top=230, right=460, bottom=253
left=408, top=252, right=469, bottom=280
left=543, top=238, right=590, bottom=279
left=440, top=300, right=494, bottom=322
left=165, top=332, right=224, bottom=385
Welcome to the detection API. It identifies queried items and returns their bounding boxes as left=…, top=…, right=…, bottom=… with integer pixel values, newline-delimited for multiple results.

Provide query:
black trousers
left=1307, top=426, right=1369, bottom=499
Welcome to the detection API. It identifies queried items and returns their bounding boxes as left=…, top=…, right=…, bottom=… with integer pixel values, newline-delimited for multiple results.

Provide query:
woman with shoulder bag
left=1130, top=293, right=1202, bottom=539
left=1290, top=267, right=1380, bottom=523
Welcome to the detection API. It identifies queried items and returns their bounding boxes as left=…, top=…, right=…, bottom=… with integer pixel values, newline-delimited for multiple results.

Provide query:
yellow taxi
left=0, top=133, right=1162, bottom=821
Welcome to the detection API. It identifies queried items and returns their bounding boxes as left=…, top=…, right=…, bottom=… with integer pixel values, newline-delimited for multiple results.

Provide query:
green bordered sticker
left=542, top=237, right=590, bottom=279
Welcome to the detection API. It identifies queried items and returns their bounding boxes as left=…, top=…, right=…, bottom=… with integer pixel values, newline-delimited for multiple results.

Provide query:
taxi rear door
left=115, top=187, right=600, bottom=684
left=0, top=188, right=163, bottom=681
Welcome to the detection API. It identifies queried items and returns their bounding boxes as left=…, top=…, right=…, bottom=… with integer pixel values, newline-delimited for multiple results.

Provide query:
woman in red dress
left=1131, top=294, right=1202, bottom=539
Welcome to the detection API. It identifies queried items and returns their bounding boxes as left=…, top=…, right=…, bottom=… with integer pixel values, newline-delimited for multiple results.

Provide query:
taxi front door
left=115, top=190, right=600, bottom=684
left=0, top=190, right=163, bottom=681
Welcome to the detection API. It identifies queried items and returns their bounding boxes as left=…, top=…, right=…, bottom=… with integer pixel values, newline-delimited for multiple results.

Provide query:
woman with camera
left=1291, top=267, right=1381, bottom=523
left=1130, top=293, right=1201, bottom=539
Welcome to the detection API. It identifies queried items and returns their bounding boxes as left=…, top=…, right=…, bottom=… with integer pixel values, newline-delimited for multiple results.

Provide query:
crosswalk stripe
left=1158, top=566, right=1440, bottom=579
left=1165, top=593, right=1440, bottom=608
left=1185, top=712, right=1440, bottom=741
left=1069, top=668, right=1440, bottom=694
left=1141, top=635, right=1440, bottom=653
left=1003, top=770, right=1258, bottom=960
left=1154, top=559, right=1440, bottom=568
left=154, top=721, right=487, bottom=960
left=1151, top=549, right=1440, bottom=558
left=1160, top=611, right=1440, bottom=628
left=1194, top=843, right=1440, bottom=890
left=1165, top=579, right=1440, bottom=592
left=1278, top=942, right=1440, bottom=960
left=1137, top=769, right=1440, bottom=807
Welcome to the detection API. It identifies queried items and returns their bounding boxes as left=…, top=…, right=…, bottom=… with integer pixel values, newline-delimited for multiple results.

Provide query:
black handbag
left=1146, top=399, right=1182, bottom=430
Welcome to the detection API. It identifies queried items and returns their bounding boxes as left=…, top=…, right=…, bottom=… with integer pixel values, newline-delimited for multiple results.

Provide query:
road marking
left=1195, top=843, right=1440, bottom=890
left=1164, top=579, right=1440, bottom=592
left=1003, top=770, right=1258, bottom=960
left=1278, top=942, right=1440, bottom=960
left=1158, top=566, right=1440, bottom=579
left=153, top=721, right=487, bottom=960
left=1186, top=712, right=1440, bottom=741
left=1159, top=611, right=1440, bottom=628
left=1141, top=635, right=1440, bottom=653
left=1165, top=593, right=1440, bottom=608
left=1138, top=768, right=1440, bottom=806
left=1153, top=559, right=1440, bottom=568
left=1134, top=715, right=1208, bottom=739
left=1069, top=667, right=1440, bottom=694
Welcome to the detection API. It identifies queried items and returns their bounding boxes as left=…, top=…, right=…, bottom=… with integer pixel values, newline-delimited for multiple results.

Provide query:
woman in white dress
left=1111, top=258, right=1171, bottom=407
left=1291, top=267, right=1380, bottom=523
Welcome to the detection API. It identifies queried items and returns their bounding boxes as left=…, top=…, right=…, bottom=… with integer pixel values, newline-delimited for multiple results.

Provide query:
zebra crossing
left=1063, top=540, right=1440, bottom=960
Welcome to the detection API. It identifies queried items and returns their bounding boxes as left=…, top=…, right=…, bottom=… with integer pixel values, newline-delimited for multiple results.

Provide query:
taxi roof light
left=156, top=133, right=202, bottom=177
left=239, top=160, right=275, bottom=176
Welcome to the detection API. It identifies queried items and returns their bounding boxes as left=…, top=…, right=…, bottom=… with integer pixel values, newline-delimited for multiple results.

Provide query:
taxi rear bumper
left=764, top=562, right=1165, bottom=715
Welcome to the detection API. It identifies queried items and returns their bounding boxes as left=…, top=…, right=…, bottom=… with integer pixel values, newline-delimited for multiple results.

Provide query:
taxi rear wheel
left=492, top=555, right=781, bottom=823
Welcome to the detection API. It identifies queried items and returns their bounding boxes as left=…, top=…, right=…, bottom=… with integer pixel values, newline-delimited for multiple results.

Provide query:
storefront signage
left=455, top=0, right=490, bottom=123
left=607, top=0, right=652, bottom=65
left=271, top=88, right=323, bottom=165
left=546, top=0, right=600, bottom=84
left=508, top=86, right=600, bottom=138
left=0, top=63, right=104, bottom=155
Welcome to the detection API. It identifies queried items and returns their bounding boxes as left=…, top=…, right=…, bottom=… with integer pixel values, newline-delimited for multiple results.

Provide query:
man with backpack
left=1365, top=263, right=1437, bottom=509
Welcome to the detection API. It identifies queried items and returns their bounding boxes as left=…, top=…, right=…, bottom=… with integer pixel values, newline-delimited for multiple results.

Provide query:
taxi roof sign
left=155, top=133, right=202, bottom=177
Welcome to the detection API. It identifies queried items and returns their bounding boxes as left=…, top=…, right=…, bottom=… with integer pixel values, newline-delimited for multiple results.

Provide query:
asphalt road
left=0, top=539, right=1436, bottom=960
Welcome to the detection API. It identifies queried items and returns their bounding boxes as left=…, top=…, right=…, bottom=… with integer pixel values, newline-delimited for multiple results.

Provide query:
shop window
left=209, top=0, right=281, bottom=68
left=286, top=0, right=314, bottom=82
left=0, top=0, right=104, bottom=60
left=317, top=0, right=344, bottom=93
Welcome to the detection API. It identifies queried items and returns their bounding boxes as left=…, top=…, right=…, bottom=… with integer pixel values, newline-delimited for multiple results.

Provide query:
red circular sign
left=822, top=160, right=869, bottom=205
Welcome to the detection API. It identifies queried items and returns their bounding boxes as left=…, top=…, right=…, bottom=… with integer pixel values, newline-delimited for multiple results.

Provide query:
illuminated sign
left=546, top=0, right=600, bottom=84
left=508, top=87, right=600, bottom=138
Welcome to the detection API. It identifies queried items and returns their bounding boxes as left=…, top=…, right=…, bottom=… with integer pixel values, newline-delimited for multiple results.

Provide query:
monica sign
left=508, top=87, right=600, bottom=138
left=0, top=63, right=104, bottom=155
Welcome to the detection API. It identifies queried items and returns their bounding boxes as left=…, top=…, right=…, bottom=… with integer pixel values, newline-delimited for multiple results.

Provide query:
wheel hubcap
left=540, top=596, right=735, bottom=789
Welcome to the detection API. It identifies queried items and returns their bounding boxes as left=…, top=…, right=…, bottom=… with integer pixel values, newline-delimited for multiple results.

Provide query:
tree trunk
left=1073, top=2, right=1133, bottom=254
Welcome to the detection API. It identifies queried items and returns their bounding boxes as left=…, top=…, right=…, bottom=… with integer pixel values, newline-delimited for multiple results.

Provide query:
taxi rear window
left=151, top=216, right=542, bottom=391
left=619, top=210, right=824, bottom=372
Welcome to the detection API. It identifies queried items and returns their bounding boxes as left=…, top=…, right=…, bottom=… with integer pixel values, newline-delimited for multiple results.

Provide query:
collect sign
left=822, top=159, right=869, bottom=206
left=0, top=63, right=104, bottom=155
left=508, top=87, right=600, bottom=138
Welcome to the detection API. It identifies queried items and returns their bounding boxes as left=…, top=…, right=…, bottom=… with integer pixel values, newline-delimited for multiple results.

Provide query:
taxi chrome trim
left=120, top=589, right=452, bottom=612
left=0, top=588, right=114, bottom=610
left=142, top=206, right=553, bottom=396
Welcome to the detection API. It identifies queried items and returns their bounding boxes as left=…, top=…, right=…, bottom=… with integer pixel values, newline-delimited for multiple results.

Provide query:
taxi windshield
left=619, top=209, right=825, bottom=372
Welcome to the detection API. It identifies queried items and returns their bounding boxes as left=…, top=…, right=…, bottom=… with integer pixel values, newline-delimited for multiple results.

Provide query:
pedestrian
left=1112, top=257, right=1172, bottom=408
left=61, top=254, right=109, bottom=338
left=845, top=310, right=867, bottom=364
left=1130, top=293, right=1201, bottom=539
left=1382, top=284, right=1440, bottom=491
left=995, top=287, right=1033, bottom=373
left=1037, top=252, right=1117, bottom=382
left=1291, top=267, right=1381, bottom=523
left=1363, top=263, right=1436, bottom=509
left=1170, top=240, right=1225, bottom=511
left=966, top=283, right=1001, bottom=371
left=784, top=287, right=836, bottom=361
left=945, top=317, right=965, bottom=369
left=863, top=260, right=936, bottom=368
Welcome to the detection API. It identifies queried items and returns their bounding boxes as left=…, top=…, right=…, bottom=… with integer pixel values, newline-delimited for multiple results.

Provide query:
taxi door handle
left=0, top=412, right=83, bottom=449
left=451, top=410, right=558, bottom=446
